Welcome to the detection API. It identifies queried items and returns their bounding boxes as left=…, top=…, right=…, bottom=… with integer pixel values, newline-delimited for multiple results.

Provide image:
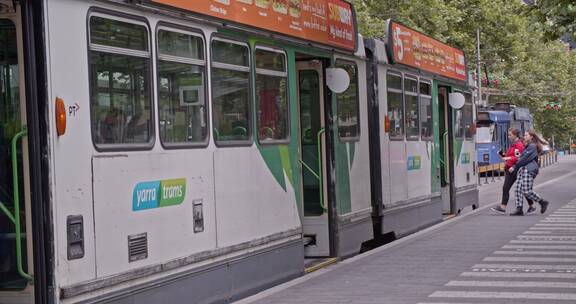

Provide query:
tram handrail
left=299, top=159, right=319, bottom=180
left=0, top=127, right=33, bottom=282
left=317, top=129, right=327, bottom=212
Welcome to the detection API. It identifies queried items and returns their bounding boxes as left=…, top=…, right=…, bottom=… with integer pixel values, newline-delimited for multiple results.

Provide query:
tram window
left=404, top=77, right=419, bottom=141
left=387, top=73, right=403, bottom=140
left=255, top=48, right=289, bottom=143
left=89, top=16, right=153, bottom=148
left=463, top=93, right=474, bottom=140
left=157, top=29, right=207, bottom=147
left=419, top=81, right=433, bottom=140
left=454, top=90, right=469, bottom=139
left=90, top=16, right=148, bottom=51
left=336, top=60, right=359, bottom=141
left=211, top=39, right=251, bottom=144
left=454, top=108, right=464, bottom=139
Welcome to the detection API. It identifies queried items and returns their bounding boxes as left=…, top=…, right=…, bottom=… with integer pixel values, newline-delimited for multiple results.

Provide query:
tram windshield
left=476, top=123, right=495, bottom=144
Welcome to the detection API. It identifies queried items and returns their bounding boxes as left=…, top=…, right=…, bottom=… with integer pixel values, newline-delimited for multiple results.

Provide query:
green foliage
left=354, top=0, right=576, bottom=148
left=528, top=0, right=576, bottom=41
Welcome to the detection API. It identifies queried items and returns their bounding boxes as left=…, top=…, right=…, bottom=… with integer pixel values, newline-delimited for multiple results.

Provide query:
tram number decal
left=132, top=178, right=187, bottom=211
left=407, top=156, right=421, bottom=171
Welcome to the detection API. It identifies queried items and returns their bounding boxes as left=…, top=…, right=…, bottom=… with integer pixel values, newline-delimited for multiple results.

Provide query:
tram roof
left=141, top=0, right=358, bottom=53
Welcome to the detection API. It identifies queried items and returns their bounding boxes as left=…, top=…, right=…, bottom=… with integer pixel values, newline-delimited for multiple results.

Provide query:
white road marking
left=473, top=264, right=576, bottom=270
left=494, top=250, right=576, bottom=256
left=504, top=245, right=576, bottom=250
left=511, top=240, right=576, bottom=244
left=484, top=257, right=576, bottom=262
left=429, top=291, right=576, bottom=300
left=461, top=271, right=576, bottom=279
left=517, top=235, right=576, bottom=240
left=531, top=227, right=576, bottom=230
left=536, top=223, right=576, bottom=227
left=446, top=280, right=576, bottom=288
left=523, top=231, right=553, bottom=234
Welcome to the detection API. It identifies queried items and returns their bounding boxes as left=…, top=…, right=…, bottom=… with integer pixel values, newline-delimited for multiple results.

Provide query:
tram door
left=438, top=86, right=455, bottom=214
left=296, top=60, right=330, bottom=257
left=0, top=3, right=35, bottom=303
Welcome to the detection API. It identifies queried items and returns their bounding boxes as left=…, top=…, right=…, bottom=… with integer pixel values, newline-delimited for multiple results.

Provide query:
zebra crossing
left=420, top=199, right=576, bottom=303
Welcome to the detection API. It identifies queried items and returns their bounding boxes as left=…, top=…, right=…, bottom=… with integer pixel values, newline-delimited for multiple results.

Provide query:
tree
left=354, top=0, right=576, bottom=148
left=529, top=0, right=576, bottom=41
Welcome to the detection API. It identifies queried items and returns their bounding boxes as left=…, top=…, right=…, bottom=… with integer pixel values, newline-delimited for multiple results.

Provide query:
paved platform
left=236, top=155, right=576, bottom=304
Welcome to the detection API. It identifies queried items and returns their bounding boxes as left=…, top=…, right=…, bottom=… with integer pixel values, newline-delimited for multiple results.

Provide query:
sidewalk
left=236, top=155, right=576, bottom=304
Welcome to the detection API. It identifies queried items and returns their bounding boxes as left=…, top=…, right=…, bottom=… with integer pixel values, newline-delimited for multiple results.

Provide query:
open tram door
left=437, top=86, right=456, bottom=214
left=0, top=2, right=33, bottom=303
left=1, top=1, right=49, bottom=303
left=296, top=58, right=333, bottom=257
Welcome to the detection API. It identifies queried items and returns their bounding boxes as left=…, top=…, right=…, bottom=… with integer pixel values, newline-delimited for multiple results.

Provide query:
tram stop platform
left=235, top=155, right=576, bottom=304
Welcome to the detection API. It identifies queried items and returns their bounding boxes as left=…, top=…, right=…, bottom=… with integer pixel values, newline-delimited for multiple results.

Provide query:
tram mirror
left=326, top=67, right=350, bottom=93
left=449, top=92, right=465, bottom=109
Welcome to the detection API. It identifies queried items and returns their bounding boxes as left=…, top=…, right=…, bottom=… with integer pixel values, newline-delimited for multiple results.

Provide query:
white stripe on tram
left=473, top=264, right=576, bottom=270
left=484, top=256, right=576, bottom=262
left=504, top=244, right=576, bottom=249
left=429, top=291, right=576, bottom=300
left=494, top=250, right=576, bottom=256
left=461, top=271, right=576, bottom=279
left=446, top=280, right=576, bottom=288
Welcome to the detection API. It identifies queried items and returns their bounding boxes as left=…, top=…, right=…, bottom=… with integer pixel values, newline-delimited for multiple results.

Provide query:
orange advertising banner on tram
left=387, top=20, right=467, bottom=82
left=150, top=0, right=356, bottom=52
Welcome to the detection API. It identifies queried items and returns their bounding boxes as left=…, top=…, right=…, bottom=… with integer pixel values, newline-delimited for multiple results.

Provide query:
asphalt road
left=236, top=155, right=576, bottom=304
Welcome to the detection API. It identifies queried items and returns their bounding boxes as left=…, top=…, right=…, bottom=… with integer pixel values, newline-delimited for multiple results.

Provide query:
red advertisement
left=387, top=20, right=467, bottom=82
left=150, top=0, right=356, bottom=52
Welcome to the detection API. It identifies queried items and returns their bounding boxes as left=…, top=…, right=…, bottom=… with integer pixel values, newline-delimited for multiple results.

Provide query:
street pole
left=476, top=28, right=482, bottom=107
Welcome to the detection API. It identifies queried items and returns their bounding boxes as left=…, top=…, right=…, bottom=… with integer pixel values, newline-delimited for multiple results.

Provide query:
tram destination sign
left=150, top=0, right=357, bottom=52
left=387, top=20, right=467, bottom=82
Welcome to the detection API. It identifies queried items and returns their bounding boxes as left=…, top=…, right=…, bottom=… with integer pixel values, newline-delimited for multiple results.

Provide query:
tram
left=476, top=104, right=534, bottom=166
left=0, top=1, right=477, bottom=303
left=366, top=21, right=478, bottom=237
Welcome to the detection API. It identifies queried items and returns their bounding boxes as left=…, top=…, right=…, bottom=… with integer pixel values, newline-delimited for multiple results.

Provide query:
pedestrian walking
left=490, top=128, right=534, bottom=215
left=508, top=130, right=550, bottom=216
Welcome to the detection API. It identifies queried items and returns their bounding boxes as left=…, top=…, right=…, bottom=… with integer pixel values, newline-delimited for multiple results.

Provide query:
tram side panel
left=46, top=1, right=302, bottom=302
left=333, top=55, right=373, bottom=257
left=365, top=40, right=441, bottom=238
left=453, top=93, right=479, bottom=211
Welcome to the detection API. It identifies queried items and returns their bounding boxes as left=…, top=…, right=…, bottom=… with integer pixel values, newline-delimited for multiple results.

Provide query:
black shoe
left=526, top=206, right=537, bottom=215
left=510, top=207, right=524, bottom=216
left=490, top=206, right=507, bottom=215
left=540, top=200, right=549, bottom=214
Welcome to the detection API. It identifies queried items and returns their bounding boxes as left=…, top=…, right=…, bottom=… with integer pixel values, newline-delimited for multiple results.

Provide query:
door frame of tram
left=295, top=57, right=336, bottom=257
left=437, top=85, right=456, bottom=214
left=0, top=1, right=51, bottom=303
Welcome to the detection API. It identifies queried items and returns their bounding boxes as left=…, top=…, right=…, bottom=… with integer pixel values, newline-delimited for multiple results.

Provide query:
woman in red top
left=490, top=128, right=535, bottom=214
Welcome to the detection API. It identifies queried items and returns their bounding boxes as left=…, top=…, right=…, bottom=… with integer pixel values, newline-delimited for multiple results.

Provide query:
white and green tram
left=1, top=0, right=371, bottom=303
left=365, top=22, right=478, bottom=238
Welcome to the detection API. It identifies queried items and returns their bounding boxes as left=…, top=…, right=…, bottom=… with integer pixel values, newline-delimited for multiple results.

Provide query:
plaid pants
left=515, top=167, right=542, bottom=208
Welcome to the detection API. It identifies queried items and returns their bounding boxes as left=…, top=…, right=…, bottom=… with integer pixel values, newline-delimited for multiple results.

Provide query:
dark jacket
left=513, top=143, right=539, bottom=177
